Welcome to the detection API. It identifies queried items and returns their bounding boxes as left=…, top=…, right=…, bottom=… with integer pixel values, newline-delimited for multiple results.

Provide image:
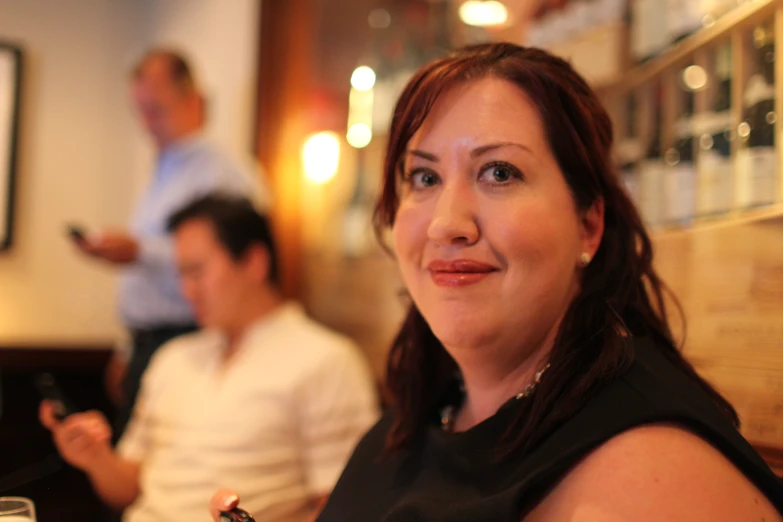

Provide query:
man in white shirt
left=41, top=195, right=379, bottom=522
left=70, top=49, right=269, bottom=440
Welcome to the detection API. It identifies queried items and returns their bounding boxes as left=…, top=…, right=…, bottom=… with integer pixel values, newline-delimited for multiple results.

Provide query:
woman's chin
left=429, top=319, right=497, bottom=354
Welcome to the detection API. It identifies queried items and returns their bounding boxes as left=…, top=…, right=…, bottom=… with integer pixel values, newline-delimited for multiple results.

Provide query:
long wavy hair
left=374, top=43, right=738, bottom=454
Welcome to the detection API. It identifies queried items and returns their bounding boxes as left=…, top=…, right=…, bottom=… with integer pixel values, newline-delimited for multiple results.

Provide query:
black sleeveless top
left=317, top=338, right=783, bottom=521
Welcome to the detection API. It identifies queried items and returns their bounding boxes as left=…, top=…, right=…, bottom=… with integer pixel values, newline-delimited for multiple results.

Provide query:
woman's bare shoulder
left=525, top=423, right=781, bottom=522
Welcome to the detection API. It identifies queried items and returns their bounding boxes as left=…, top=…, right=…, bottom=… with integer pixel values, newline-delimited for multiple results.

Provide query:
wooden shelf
left=595, top=0, right=779, bottom=96
left=652, top=203, right=783, bottom=239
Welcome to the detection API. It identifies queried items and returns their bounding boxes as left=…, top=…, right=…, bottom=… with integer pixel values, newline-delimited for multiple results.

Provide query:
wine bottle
left=697, top=42, right=734, bottom=216
left=736, top=24, right=777, bottom=208
left=638, top=86, right=666, bottom=226
left=617, top=93, right=643, bottom=206
left=630, top=0, right=670, bottom=62
left=594, top=0, right=626, bottom=26
left=663, top=80, right=697, bottom=226
left=667, top=0, right=706, bottom=43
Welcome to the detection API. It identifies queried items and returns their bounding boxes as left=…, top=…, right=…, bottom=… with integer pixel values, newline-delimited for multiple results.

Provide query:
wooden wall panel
left=654, top=214, right=783, bottom=448
left=303, top=251, right=404, bottom=382
left=255, top=0, right=317, bottom=299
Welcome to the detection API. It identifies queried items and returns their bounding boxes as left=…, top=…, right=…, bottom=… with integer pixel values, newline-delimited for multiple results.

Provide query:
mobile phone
left=34, top=373, right=78, bottom=421
left=219, top=508, right=255, bottom=522
left=66, top=224, right=86, bottom=242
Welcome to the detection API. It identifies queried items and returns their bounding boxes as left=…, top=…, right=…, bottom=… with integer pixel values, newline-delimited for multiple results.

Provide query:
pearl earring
left=580, top=252, right=592, bottom=266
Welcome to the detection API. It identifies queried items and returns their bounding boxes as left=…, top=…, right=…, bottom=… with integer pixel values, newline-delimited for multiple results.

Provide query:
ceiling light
left=346, top=123, right=372, bottom=149
left=459, top=1, right=508, bottom=27
left=302, top=132, right=340, bottom=183
left=350, top=66, right=376, bottom=91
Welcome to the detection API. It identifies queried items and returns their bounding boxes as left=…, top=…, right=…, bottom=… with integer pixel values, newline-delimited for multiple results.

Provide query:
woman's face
left=392, top=77, right=603, bottom=360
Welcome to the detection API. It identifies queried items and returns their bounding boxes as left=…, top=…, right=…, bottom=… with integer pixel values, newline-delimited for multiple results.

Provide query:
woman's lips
left=427, top=259, right=498, bottom=287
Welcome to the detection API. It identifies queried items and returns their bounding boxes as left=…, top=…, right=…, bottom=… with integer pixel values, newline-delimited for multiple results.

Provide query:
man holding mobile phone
left=45, top=196, right=378, bottom=522
left=68, top=48, right=269, bottom=440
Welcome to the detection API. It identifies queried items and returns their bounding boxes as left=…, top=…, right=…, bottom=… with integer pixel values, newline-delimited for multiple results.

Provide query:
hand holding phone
left=34, top=373, right=77, bottom=421
left=65, top=228, right=139, bottom=265
left=219, top=508, right=255, bottom=522
left=37, top=391, right=111, bottom=471
left=66, top=224, right=87, bottom=243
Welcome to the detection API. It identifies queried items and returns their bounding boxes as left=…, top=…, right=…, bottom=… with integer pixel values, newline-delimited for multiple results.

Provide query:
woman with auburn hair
left=212, top=43, right=783, bottom=521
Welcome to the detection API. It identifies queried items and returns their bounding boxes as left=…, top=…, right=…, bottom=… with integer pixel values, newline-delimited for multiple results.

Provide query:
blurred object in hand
left=39, top=402, right=112, bottom=471
left=76, top=230, right=139, bottom=265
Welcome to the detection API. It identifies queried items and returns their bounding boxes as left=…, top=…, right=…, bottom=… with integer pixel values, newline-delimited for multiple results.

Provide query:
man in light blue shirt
left=72, top=49, right=267, bottom=438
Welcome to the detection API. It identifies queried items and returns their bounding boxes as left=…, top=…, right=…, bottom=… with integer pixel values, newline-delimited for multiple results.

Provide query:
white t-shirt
left=117, top=303, right=379, bottom=522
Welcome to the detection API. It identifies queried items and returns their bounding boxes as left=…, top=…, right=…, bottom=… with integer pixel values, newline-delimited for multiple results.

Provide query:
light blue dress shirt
left=119, top=134, right=262, bottom=330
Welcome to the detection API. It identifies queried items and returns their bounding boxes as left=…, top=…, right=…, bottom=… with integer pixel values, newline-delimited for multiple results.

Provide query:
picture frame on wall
left=0, top=43, right=22, bottom=251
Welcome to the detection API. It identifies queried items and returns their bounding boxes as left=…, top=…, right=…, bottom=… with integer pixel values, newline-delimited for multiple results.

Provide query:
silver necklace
left=440, top=364, right=551, bottom=433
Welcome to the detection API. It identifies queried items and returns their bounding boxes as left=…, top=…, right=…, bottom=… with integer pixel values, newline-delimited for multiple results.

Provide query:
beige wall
left=0, top=0, right=260, bottom=346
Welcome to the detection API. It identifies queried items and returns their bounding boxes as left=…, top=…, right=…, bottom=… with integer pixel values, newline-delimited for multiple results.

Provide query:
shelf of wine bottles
left=608, top=10, right=780, bottom=231
left=525, top=0, right=758, bottom=84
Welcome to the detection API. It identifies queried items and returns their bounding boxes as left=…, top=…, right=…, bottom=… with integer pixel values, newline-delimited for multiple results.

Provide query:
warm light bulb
left=346, top=123, right=372, bottom=149
left=459, top=1, right=508, bottom=27
left=350, top=66, right=376, bottom=91
left=302, top=132, right=340, bottom=184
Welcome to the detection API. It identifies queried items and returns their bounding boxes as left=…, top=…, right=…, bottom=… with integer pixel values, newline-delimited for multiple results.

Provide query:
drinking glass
left=0, top=497, right=36, bottom=522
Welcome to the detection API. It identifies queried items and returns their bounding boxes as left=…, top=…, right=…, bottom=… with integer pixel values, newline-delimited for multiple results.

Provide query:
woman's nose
left=427, top=183, right=479, bottom=246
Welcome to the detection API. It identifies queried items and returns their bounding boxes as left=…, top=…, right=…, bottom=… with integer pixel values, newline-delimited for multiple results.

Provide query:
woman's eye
left=491, top=165, right=513, bottom=182
left=420, top=172, right=438, bottom=186
left=479, top=163, right=522, bottom=184
left=404, top=169, right=440, bottom=189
